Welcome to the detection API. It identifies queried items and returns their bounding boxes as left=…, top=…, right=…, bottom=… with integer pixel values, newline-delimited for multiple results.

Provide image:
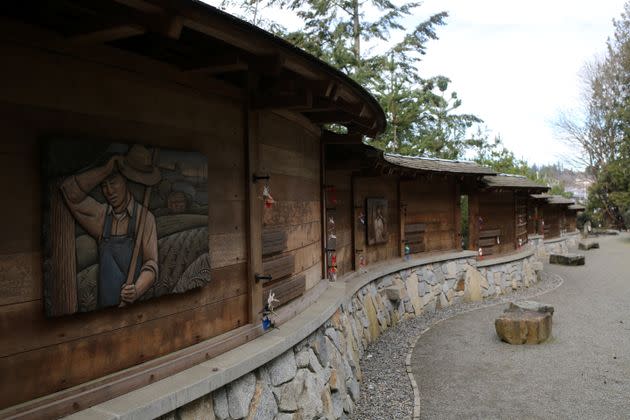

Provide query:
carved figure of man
left=374, top=206, right=385, bottom=243
left=61, top=145, right=160, bottom=308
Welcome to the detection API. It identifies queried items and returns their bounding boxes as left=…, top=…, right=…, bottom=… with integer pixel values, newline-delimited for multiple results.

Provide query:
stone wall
left=163, top=253, right=541, bottom=420
left=531, top=232, right=580, bottom=261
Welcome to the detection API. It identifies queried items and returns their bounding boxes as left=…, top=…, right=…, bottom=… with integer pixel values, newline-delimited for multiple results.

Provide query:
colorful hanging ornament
left=404, top=244, right=411, bottom=261
left=359, top=253, right=366, bottom=268
left=359, top=212, right=365, bottom=225
left=262, top=184, right=274, bottom=208
left=261, top=291, right=279, bottom=331
left=328, top=252, right=338, bottom=281
left=496, top=236, right=500, bottom=245
left=478, top=247, right=483, bottom=260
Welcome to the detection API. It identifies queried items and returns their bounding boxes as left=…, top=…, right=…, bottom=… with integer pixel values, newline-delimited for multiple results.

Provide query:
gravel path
left=410, top=233, right=630, bottom=419
left=352, top=258, right=564, bottom=420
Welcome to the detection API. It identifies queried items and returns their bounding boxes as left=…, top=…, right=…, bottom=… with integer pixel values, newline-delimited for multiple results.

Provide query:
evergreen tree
left=235, top=0, right=484, bottom=158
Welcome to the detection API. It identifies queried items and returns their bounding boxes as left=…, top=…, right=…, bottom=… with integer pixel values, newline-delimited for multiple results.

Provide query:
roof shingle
left=482, top=174, right=549, bottom=190
left=383, top=154, right=495, bottom=175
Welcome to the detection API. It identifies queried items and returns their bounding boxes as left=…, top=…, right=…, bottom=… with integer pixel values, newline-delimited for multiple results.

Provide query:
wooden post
left=246, top=108, right=263, bottom=324
left=398, top=178, right=404, bottom=257
left=454, top=181, right=462, bottom=251
left=320, top=134, right=327, bottom=279
left=513, top=192, right=518, bottom=250
left=468, top=193, right=479, bottom=252
left=350, top=174, right=356, bottom=270
left=47, top=180, right=78, bottom=316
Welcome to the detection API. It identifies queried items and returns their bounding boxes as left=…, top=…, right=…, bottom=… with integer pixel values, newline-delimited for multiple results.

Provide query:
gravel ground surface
left=352, top=261, right=563, bottom=420
left=411, top=233, right=630, bottom=419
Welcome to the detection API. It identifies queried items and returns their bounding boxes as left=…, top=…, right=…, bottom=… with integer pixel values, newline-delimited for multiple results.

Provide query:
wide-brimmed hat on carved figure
left=118, top=144, right=161, bottom=186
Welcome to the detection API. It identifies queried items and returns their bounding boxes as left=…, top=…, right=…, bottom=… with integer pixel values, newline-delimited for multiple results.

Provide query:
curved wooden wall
left=258, top=112, right=323, bottom=303
left=400, top=178, right=459, bottom=253
left=0, top=40, right=252, bottom=409
left=476, top=191, right=516, bottom=256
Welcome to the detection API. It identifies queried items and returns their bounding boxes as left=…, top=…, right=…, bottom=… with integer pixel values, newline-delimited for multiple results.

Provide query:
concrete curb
left=404, top=271, right=565, bottom=420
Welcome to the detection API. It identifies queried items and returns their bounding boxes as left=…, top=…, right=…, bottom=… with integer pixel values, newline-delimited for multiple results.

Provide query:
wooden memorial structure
left=471, top=174, right=549, bottom=258
left=0, top=1, right=386, bottom=417
left=532, top=195, right=575, bottom=239
left=324, top=143, right=495, bottom=276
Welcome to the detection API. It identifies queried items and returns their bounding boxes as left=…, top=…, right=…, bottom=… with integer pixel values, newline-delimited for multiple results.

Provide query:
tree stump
left=549, top=253, right=585, bottom=266
left=495, top=301, right=554, bottom=344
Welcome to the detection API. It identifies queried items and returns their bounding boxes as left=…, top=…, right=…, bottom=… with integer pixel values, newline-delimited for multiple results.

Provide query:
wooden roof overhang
left=325, top=143, right=495, bottom=189
left=530, top=194, right=575, bottom=205
left=1, top=0, right=386, bottom=138
left=480, top=174, right=550, bottom=195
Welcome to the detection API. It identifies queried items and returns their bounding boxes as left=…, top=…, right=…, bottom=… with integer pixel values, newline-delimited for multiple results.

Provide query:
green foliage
left=472, top=134, right=537, bottom=178
left=586, top=2, right=630, bottom=228
left=235, top=0, right=485, bottom=159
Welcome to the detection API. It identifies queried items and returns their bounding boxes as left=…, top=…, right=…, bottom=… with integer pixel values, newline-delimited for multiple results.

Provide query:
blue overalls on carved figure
left=98, top=202, right=142, bottom=308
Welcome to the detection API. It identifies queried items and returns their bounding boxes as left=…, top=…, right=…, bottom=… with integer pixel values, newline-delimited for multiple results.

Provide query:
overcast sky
left=207, top=0, right=627, bottom=167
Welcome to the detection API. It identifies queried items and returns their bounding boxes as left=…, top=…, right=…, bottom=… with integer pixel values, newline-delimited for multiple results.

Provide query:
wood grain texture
left=0, top=253, right=42, bottom=306
left=262, top=229, right=288, bottom=256
left=263, top=274, right=305, bottom=308
left=259, top=144, right=319, bottom=180
left=0, top=43, right=243, bottom=135
left=209, top=232, right=247, bottom=268
left=477, top=191, right=516, bottom=255
left=46, top=180, right=77, bottom=316
left=400, top=178, right=457, bottom=253
left=0, top=263, right=247, bottom=359
left=0, top=151, right=41, bottom=255
left=0, top=294, right=248, bottom=409
left=262, top=254, right=295, bottom=281
left=0, top=324, right=261, bottom=420
left=259, top=112, right=319, bottom=156
left=262, top=201, right=320, bottom=227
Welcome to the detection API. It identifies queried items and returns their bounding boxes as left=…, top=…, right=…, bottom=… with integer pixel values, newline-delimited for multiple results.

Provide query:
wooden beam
left=67, top=1, right=184, bottom=43
left=305, top=79, right=337, bottom=97
left=70, top=25, right=146, bottom=44
left=186, top=53, right=249, bottom=75
left=113, top=0, right=164, bottom=14
left=250, top=54, right=286, bottom=76
left=306, top=111, right=353, bottom=124
left=334, top=97, right=364, bottom=116
left=246, top=70, right=264, bottom=324
left=251, top=91, right=313, bottom=110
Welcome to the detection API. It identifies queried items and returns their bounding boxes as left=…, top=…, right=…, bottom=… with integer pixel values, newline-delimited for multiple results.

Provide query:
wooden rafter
left=70, top=24, right=146, bottom=44
left=251, top=91, right=313, bottom=110
left=186, top=52, right=249, bottom=74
